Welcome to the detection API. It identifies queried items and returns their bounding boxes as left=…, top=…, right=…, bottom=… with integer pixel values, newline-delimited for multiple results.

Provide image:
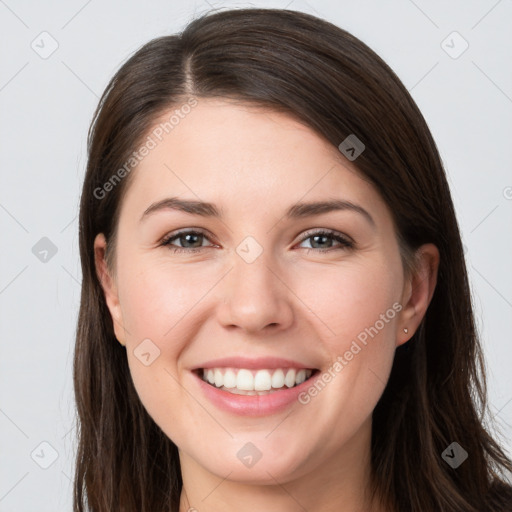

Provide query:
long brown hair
left=74, top=8, right=512, bottom=511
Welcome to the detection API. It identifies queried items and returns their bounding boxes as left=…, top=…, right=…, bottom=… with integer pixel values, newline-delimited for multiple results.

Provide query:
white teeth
left=214, top=368, right=223, bottom=388
left=271, top=369, right=285, bottom=388
left=223, top=369, right=237, bottom=388
left=236, top=369, right=254, bottom=390
left=284, top=369, right=296, bottom=388
left=296, top=369, right=306, bottom=385
left=254, top=370, right=272, bottom=391
left=200, top=367, right=314, bottom=393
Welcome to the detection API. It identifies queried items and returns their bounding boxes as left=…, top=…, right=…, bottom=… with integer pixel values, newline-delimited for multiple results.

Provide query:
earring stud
left=404, top=328, right=408, bottom=333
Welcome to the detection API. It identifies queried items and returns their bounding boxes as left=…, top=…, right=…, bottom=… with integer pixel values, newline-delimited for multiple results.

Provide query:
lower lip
left=191, top=370, right=320, bottom=416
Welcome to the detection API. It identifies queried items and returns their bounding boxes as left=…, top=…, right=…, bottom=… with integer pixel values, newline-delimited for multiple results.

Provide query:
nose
left=216, top=250, right=295, bottom=334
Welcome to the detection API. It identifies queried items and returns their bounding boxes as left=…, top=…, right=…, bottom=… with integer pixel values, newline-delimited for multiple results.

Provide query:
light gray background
left=1, top=0, right=511, bottom=510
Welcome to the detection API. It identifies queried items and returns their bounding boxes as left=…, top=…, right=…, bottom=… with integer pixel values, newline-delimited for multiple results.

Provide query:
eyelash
left=160, top=228, right=354, bottom=254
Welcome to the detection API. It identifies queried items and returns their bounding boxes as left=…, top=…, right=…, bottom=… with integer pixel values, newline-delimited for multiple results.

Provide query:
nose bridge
left=216, top=237, right=294, bottom=332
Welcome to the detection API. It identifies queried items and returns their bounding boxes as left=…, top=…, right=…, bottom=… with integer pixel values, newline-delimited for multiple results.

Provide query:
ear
left=396, top=243, right=440, bottom=347
left=94, top=233, right=126, bottom=345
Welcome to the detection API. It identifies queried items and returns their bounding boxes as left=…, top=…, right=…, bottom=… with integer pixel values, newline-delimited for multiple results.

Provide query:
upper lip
left=191, top=356, right=318, bottom=371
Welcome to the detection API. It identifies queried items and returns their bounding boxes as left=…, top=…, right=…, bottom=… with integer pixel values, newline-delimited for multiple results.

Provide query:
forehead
left=119, top=98, right=388, bottom=223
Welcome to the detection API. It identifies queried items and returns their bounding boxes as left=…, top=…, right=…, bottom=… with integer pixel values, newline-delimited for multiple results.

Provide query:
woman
left=73, top=7, right=512, bottom=512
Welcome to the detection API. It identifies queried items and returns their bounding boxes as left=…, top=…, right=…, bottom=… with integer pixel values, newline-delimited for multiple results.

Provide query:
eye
left=296, top=229, right=354, bottom=253
left=160, top=229, right=215, bottom=253
left=160, top=228, right=354, bottom=254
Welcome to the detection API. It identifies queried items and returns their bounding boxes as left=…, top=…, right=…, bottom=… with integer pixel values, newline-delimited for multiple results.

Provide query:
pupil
left=183, top=234, right=201, bottom=247
left=312, top=235, right=330, bottom=248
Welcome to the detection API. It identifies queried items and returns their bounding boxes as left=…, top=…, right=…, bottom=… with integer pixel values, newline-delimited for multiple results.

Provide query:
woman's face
left=95, top=98, right=434, bottom=487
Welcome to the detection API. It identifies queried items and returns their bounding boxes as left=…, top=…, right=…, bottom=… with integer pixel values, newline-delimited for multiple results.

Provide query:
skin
left=94, top=98, right=439, bottom=512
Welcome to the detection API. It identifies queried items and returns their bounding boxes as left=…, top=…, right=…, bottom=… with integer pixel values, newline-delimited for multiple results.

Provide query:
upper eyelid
left=162, top=227, right=215, bottom=243
left=299, top=228, right=353, bottom=242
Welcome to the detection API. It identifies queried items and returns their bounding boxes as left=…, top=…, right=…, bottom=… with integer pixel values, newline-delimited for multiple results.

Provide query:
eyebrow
left=140, top=197, right=375, bottom=228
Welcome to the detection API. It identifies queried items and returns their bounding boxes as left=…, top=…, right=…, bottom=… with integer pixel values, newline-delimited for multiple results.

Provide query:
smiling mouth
left=192, top=367, right=320, bottom=396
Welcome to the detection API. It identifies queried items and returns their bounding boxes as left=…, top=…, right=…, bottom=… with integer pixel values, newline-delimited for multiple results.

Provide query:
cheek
left=292, top=257, right=401, bottom=354
left=119, top=261, right=197, bottom=429
left=117, top=260, right=216, bottom=414
left=118, top=258, right=208, bottom=341
left=291, top=261, right=401, bottom=432
left=126, top=354, right=187, bottom=438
